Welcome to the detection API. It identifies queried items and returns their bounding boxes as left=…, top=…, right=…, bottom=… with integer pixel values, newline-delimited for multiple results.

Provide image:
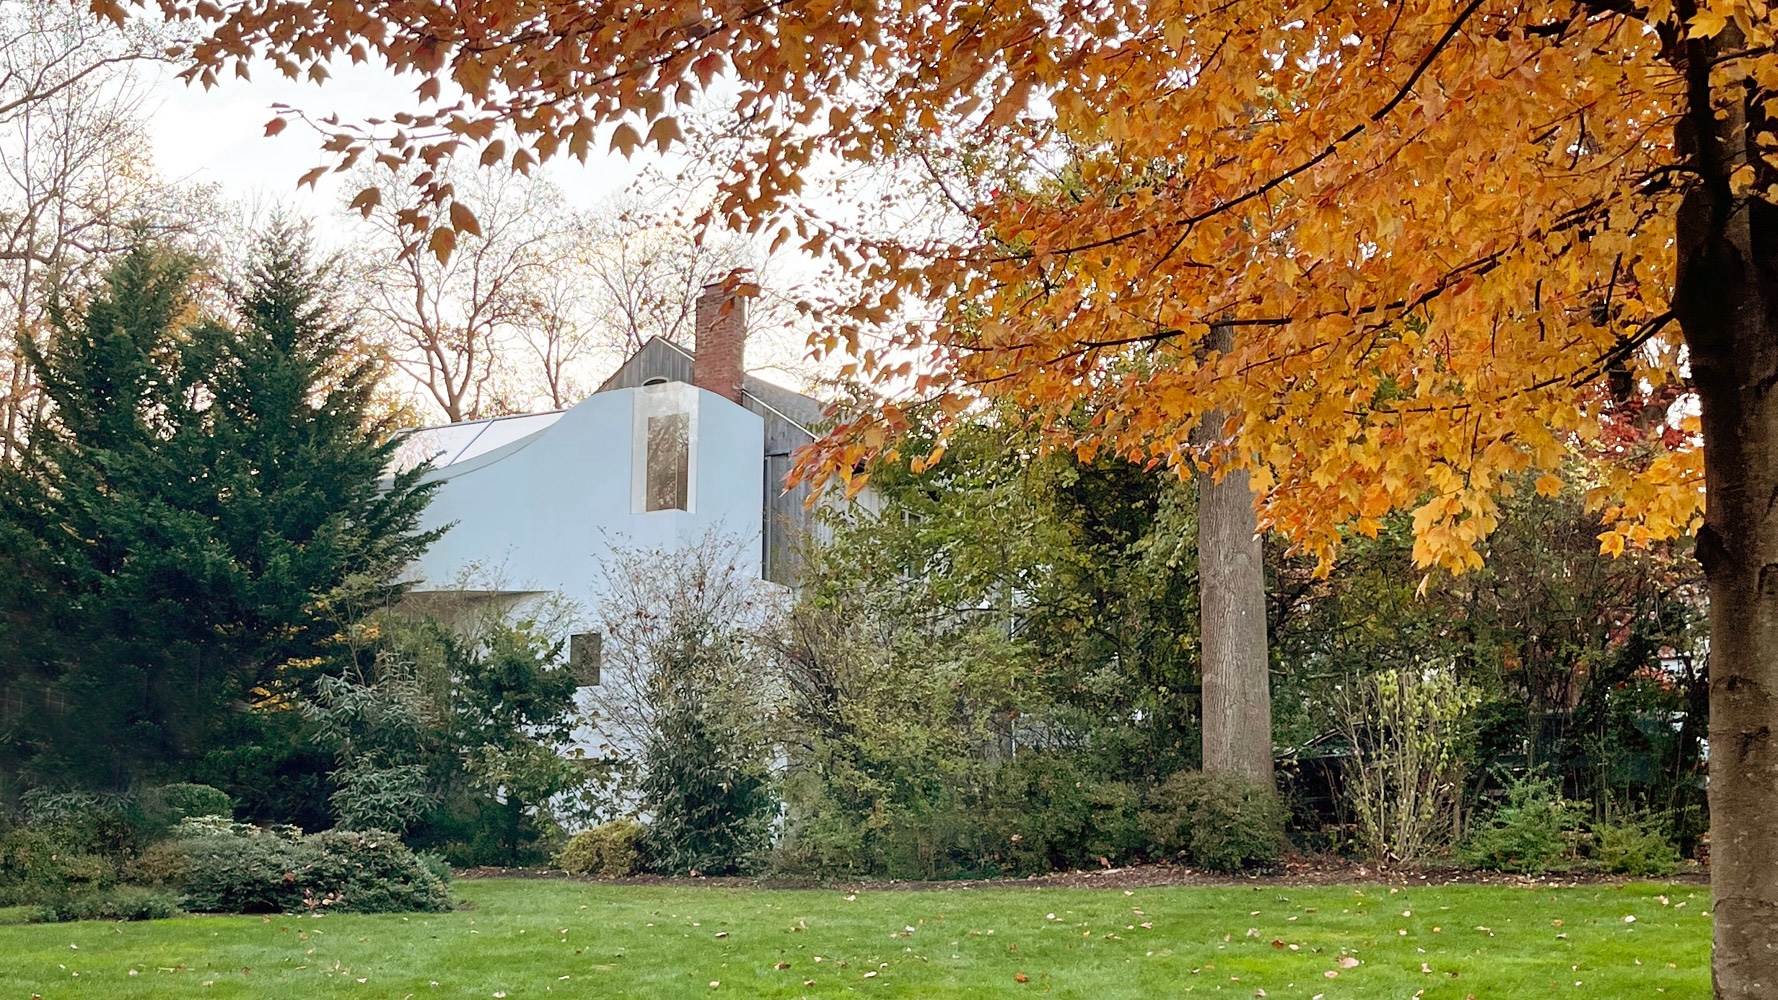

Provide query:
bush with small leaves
left=173, top=826, right=450, bottom=914
left=1141, top=770, right=1284, bottom=873
left=1591, top=817, right=1681, bottom=876
left=122, top=841, right=192, bottom=888
left=1460, top=774, right=1586, bottom=873
left=32, top=886, right=182, bottom=923
left=139, top=784, right=234, bottom=830
left=19, top=790, right=149, bottom=857
left=556, top=820, right=647, bottom=877
left=416, top=851, right=454, bottom=886
left=303, top=830, right=453, bottom=913
left=985, top=754, right=1145, bottom=874
left=174, top=825, right=316, bottom=914
left=0, top=827, right=115, bottom=906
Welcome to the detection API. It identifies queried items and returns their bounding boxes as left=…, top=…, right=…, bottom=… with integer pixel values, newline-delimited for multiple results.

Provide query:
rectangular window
left=632, top=382, right=696, bottom=514
left=569, top=632, right=602, bottom=687
left=646, top=412, right=689, bottom=511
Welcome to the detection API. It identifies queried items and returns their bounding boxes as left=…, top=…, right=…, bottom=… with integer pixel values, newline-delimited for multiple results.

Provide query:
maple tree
left=89, top=0, right=1778, bottom=990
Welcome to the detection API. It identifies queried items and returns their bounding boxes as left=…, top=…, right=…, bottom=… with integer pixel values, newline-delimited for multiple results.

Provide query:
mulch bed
left=454, top=858, right=1709, bottom=892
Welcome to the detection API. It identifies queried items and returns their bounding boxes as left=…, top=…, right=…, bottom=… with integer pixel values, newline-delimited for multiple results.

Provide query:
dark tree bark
left=1670, top=23, right=1778, bottom=999
left=1194, top=325, right=1273, bottom=785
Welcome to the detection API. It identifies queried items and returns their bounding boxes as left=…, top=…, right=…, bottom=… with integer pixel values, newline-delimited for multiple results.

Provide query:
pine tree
left=0, top=240, right=213, bottom=789
left=0, top=228, right=438, bottom=803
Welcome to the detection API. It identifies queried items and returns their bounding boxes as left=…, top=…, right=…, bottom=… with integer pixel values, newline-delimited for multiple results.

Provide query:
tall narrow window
left=645, top=411, right=689, bottom=511
left=632, top=382, right=697, bottom=514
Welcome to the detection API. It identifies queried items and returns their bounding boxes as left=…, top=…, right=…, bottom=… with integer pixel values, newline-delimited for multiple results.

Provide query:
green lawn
left=0, top=878, right=1709, bottom=998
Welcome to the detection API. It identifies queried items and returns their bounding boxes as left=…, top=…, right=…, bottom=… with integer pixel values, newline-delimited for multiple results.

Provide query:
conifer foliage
left=0, top=226, right=437, bottom=795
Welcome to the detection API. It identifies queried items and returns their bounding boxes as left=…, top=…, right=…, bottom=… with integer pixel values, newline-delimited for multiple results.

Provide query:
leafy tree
left=638, top=695, right=773, bottom=877
left=0, top=228, right=436, bottom=801
left=587, top=535, right=777, bottom=875
left=827, top=419, right=1204, bottom=783
left=443, top=617, right=586, bottom=865
left=1273, top=484, right=1705, bottom=846
left=307, top=607, right=590, bottom=865
left=773, top=420, right=1201, bottom=876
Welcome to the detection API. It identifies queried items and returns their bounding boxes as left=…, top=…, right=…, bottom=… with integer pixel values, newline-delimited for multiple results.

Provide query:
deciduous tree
left=0, top=0, right=161, bottom=460
left=342, top=163, right=575, bottom=423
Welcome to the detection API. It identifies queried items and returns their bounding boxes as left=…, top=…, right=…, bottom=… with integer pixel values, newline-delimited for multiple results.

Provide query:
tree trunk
left=1672, top=26, right=1778, bottom=995
left=1194, top=326, right=1273, bottom=785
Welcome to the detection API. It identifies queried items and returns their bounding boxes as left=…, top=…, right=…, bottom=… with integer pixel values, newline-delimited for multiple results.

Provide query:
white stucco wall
left=404, top=381, right=765, bottom=608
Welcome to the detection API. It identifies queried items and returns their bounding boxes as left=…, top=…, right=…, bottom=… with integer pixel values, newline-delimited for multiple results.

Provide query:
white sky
left=145, top=60, right=648, bottom=233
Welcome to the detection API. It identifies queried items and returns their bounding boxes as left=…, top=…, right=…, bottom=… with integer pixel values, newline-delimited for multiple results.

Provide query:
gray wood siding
left=597, top=339, right=695, bottom=391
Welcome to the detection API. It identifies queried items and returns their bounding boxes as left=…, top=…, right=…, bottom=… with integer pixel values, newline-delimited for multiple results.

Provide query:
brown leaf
left=428, top=226, right=456, bottom=263
left=348, top=187, right=381, bottom=216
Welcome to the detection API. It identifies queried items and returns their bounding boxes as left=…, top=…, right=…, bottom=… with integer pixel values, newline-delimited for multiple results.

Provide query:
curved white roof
left=388, top=411, right=565, bottom=473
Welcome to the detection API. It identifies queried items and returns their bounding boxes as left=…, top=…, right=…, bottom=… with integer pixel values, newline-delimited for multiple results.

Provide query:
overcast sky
left=145, top=60, right=648, bottom=237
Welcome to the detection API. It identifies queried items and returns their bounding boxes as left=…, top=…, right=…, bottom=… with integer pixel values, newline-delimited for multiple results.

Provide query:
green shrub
left=304, top=830, right=453, bottom=913
left=19, top=790, right=147, bottom=857
left=1141, top=770, right=1284, bottom=873
left=1460, top=774, right=1585, bottom=873
left=774, top=750, right=1151, bottom=881
left=173, top=826, right=450, bottom=914
left=122, top=842, right=192, bottom=887
left=416, top=851, right=454, bottom=885
left=1591, top=817, right=1681, bottom=875
left=0, top=828, right=114, bottom=906
left=140, top=784, right=234, bottom=829
left=986, top=755, right=1144, bottom=874
left=557, top=820, right=646, bottom=878
left=640, top=702, right=774, bottom=876
left=771, top=777, right=872, bottom=877
left=174, top=826, right=316, bottom=913
left=32, top=886, right=182, bottom=922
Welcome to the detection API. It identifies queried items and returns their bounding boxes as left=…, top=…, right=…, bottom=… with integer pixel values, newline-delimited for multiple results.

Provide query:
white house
left=387, top=282, right=827, bottom=687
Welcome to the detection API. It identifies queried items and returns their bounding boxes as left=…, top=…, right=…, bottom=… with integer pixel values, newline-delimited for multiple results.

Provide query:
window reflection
left=646, top=411, right=689, bottom=511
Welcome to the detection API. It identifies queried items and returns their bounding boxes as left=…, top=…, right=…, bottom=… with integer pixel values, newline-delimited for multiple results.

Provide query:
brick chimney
left=693, top=274, right=749, bottom=404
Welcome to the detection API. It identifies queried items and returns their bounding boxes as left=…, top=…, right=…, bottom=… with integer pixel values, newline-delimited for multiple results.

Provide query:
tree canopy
left=103, top=0, right=1711, bottom=566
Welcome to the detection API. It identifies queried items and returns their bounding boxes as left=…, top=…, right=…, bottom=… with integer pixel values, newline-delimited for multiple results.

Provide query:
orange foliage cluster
left=99, top=0, right=1768, bottom=572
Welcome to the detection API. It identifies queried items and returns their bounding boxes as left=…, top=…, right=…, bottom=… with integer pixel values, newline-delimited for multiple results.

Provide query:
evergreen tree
left=0, top=227, right=438, bottom=805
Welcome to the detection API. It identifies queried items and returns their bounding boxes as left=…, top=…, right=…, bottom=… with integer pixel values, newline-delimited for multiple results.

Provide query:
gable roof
left=595, top=336, right=826, bottom=437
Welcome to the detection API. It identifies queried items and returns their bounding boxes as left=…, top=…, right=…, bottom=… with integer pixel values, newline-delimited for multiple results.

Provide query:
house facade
left=388, top=282, right=826, bottom=682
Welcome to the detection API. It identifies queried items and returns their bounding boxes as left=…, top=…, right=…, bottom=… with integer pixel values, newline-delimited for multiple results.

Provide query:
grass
left=0, top=878, right=1709, bottom=998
